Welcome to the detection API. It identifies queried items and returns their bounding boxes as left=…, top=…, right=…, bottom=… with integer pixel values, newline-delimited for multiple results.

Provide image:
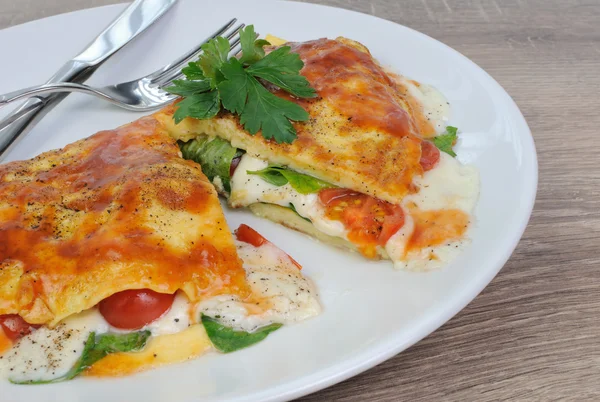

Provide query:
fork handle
left=0, top=83, right=117, bottom=108
left=0, top=60, right=96, bottom=161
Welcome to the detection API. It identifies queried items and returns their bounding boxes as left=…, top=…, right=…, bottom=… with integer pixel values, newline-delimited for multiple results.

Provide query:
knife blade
left=0, top=0, right=178, bottom=161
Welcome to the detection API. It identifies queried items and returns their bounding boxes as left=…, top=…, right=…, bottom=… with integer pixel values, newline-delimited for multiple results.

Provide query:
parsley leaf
left=218, top=58, right=309, bottom=143
left=218, top=58, right=251, bottom=114
left=241, top=77, right=308, bottom=143
left=181, top=62, right=205, bottom=80
left=433, top=126, right=458, bottom=157
left=247, top=165, right=335, bottom=194
left=201, top=315, right=282, bottom=353
left=239, top=25, right=270, bottom=65
left=165, top=24, right=316, bottom=144
left=165, top=79, right=211, bottom=97
left=247, top=47, right=316, bottom=98
left=198, top=36, right=230, bottom=87
left=173, top=91, right=220, bottom=124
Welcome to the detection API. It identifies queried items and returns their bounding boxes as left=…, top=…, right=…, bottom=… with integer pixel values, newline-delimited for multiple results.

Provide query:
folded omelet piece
left=0, top=116, right=245, bottom=327
left=155, top=37, right=480, bottom=269
left=0, top=116, right=320, bottom=382
left=156, top=37, right=432, bottom=204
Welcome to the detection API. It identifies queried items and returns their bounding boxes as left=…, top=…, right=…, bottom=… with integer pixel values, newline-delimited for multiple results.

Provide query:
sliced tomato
left=0, top=314, right=40, bottom=342
left=99, top=289, right=175, bottom=330
left=419, top=140, right=440, bottom=172
left=318, top=188, right=405, bottom=257
left=378, top=206, right=405, bottom=244
left=287, top=255, right=303, bottom=270
left=235, top=224, right=268, bottom=247
left=235, top=224, right=302, bottom=269
left=318, top=188, right=362, bottom=205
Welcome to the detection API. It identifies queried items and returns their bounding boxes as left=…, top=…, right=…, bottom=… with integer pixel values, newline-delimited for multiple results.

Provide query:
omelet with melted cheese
left=154, top=36, right=480, bottom=269
left=155, top=37, right=438, bottom=204
left=0, top=116, right=248, bottom=327
left=0, top=116, right=321, bottom=381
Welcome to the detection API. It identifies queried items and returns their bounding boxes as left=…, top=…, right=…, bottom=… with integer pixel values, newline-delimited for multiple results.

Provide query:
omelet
left=155, top=36, right=480, bottom=270
left=0, top=116, right=320, bottom=382
left=156, top=37, right=433, bottom=203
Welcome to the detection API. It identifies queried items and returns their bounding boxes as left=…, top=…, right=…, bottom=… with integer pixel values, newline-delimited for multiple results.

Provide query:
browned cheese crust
left=0, top=117, right=250, bottom=327
left=154, top=37, right=439, bottom=204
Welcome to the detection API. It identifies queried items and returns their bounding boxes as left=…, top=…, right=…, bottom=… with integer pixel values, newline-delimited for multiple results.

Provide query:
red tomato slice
left=235, top=224, right=302, bottom=269
left=318, top=188, right=405, bottom=257
left=99, top=289, right=175, bottom=330
left=0, top=314, right=40, bottom=342
left=318, top=188, right=361, bottom=205
left=420, top=140, right=440, bottom=172
left=379, top=206, right=405, bottom=244
left=235, top=224, right=268, bottom=247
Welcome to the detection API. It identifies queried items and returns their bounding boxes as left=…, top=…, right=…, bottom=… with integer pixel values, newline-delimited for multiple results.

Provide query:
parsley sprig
left=166, top=25, right=316, bottom=144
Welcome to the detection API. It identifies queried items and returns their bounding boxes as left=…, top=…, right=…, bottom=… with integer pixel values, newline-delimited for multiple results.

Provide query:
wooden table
left=1, top=0, right=598, bottom=400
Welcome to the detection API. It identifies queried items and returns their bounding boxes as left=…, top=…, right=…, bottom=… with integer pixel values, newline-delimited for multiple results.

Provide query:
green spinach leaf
left=179, top=137, right=242, bottom=193
left=288, top=203, right=311, bottom=222
left=247, top=166, right=335, bottom=194
left=11, top=331, right=150, bottom=384
left=432, top=126, right=458, bottom=157
left=201, top=315, right=282, bottom=353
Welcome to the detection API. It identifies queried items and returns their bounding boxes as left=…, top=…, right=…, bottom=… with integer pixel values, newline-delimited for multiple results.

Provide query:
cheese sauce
left=198, top=240, right=321, bottom=332
left=0, top=309, right=108, bottom=382
left=386, top=152, right=479, bottom=270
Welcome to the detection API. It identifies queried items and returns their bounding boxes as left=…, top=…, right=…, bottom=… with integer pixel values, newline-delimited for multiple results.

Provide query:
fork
left=0, top=20, right=244, bottom=113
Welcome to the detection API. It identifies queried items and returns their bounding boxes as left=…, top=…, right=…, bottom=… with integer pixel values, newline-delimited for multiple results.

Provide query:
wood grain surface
left=1, top=0, right=599, bottom=400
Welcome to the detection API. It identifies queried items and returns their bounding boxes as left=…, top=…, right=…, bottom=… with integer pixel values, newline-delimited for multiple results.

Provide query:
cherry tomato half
left=99, top=289, right=175, bottom=330
left=235, top=224, right=302, bottom=269
left=235, top=224, right=269, bottom=247
left=0, top=314, right=40, bottom=342
left=419, top=140, right=440, bottom=172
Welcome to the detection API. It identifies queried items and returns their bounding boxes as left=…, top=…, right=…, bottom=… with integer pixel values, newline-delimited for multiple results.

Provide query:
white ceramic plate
left=0, top=1, right=537, bottom=401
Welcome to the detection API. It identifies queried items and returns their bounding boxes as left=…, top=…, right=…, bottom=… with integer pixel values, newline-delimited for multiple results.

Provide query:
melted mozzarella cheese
left=385, top=152, right=480, bottom=270
left=139, top=292, right=191, bottom=336
left=232, top=153, right=479, bottom=272
left=407, top=152, right=479, bottom=213
left=198, top=240, right=321, bottom=332
left=0, top=292, right=193, bottom=381
left=230, top=155, right=347, bottom=238
left=0, top=309, right=108, bottom=382
left=394, top=76, right=451, bottom=134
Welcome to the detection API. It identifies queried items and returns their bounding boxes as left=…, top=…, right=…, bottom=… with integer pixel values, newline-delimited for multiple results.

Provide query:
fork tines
left=151, top=19, right=246, bottom=88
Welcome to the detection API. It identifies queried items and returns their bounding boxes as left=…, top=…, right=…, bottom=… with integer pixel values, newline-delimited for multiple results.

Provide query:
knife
left=0, top=0, right=178, bottom=161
